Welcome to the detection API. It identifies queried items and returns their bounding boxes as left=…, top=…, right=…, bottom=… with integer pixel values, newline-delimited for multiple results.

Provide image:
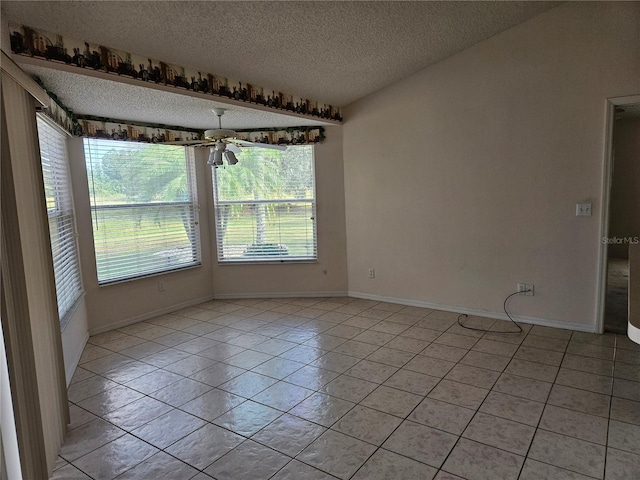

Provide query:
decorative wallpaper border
left=10, top=23, right=342, bottom=122
left=75, top=115, right=325, bottom=146
left=37, top=83, right=76, bottom=135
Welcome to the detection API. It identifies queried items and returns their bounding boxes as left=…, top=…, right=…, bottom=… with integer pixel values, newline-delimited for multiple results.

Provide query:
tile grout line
left=435, top=317, right=525, bottom=478
left=514, top=328, right=569, bottom=480
left=603, top=334, right=619, bottom=480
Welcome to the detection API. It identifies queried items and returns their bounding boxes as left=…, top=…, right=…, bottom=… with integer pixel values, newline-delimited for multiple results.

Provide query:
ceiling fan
left=167, top=108, right=286, bottom=166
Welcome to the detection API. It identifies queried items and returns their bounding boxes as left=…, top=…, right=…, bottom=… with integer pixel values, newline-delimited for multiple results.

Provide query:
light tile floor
left=52, top=297, right=640, bottom=480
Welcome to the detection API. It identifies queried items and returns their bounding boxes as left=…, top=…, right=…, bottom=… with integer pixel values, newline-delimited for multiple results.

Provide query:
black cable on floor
left=457, top=290, right=525, bottom=334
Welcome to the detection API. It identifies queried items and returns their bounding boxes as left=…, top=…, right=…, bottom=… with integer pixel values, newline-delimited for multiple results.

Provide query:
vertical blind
left=83, top=139, right=200, bottom=283
left=212, top=145, right=317, bottom=262
left=36, top=114, right=83, bottom=322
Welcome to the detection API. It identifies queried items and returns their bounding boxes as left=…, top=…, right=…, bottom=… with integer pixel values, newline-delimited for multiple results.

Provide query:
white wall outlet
left=368, top=268, right=375, bottom=279
left=576, top=203, right=592, bottom=216
left=517, top=283, right=534, bottom=296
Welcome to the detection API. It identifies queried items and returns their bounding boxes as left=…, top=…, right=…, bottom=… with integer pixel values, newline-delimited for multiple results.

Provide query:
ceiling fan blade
left=230, top=139, right=288, bottom=151
left=226, top=143, right=242, bottom=154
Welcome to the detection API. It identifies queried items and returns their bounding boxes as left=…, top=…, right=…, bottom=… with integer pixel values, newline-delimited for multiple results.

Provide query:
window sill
left=217, top=259, right=318, bottom=266
left=97, top=262, right=202, bottom=286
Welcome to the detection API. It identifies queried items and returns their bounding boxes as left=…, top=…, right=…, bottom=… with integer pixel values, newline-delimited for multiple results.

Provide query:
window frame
left=212, top=145, right=318, bottom=264
left=83, top=139, right=202, bottom=284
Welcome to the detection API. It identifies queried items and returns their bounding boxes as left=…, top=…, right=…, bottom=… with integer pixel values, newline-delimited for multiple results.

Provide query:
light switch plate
left=576, top=203, right=592, bottom=216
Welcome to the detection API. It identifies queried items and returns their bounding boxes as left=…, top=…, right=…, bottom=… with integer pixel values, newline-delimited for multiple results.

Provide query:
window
left=83, top=139, right=200, bottom=283
left=36, top=115, right=83, bottom=323
left=212, top=145, right=317, bottom=262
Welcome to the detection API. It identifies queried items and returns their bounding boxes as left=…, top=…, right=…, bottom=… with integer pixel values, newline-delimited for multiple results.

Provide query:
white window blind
left=36, top=114, right=83, bottom=323
left=212, top=145, right=317, bottom=262
left=83, top=139, right=201, bottom=283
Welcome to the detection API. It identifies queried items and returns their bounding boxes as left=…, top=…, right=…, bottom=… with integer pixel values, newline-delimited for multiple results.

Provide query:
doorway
left=600, top=99, right=640, bottom=334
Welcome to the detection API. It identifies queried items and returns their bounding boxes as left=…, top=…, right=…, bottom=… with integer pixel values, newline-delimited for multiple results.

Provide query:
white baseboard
left=88, top=294, right=216, bottom=336
left=66, top=331, right=89, bottom=387
left=213, top=291, right=348, bottom=300
left=89, top=289, right=597, bottom=336
left=348, top=291, right=597, bottom=333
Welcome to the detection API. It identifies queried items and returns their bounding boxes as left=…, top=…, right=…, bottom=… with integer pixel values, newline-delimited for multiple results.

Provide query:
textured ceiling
left=4, top=1, right=560, bottom=129
left=20, top=63, right=331, bottom=130
left=3, top=1, right=560, bottom=107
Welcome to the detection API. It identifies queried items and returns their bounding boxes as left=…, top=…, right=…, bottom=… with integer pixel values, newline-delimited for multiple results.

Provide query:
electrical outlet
left=158, top=281, right=165, bottom=292
left=368, top=268, right=375, bottom=279
left=517, top=283, right=534, bottom=296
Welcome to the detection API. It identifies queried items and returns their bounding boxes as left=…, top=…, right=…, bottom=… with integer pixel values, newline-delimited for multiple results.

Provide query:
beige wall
left=68, top=126, right=348, bottom=332
left=211, top=126, right=348, bottom=297
left=609, top=117, right=640, bottom=259
left=343, top=2, right=640, bottom=331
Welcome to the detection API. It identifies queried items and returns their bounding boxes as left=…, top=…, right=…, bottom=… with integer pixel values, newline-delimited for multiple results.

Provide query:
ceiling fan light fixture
left=224, top=150, right=238, bottom=165
left=207, top=147, right=216, bottom=165
left=213, top=150, right=223, bottom=166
